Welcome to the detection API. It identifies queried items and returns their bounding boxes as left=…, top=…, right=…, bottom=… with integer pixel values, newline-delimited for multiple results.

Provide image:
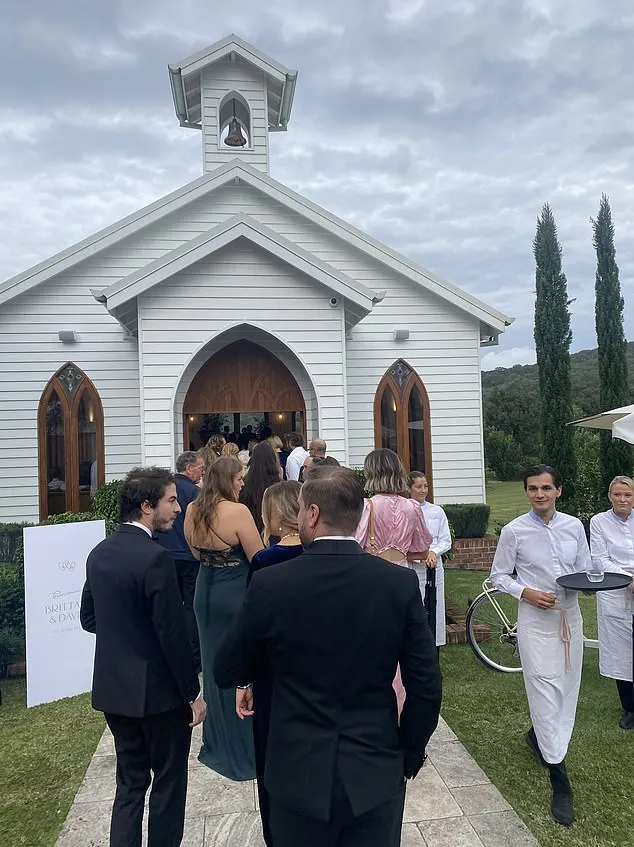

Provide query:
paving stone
left=428, top=741, right=490, bottom=788
left=401, top=823, right=427, bottom=845
left=185, top=767, right=255, bottom=817
left=403, top=762, right=462, bottom=822
left=74, top=775, right=117, bottom=804
left=419, top=816, right=485, bottom=847
left=93, top=729, right=115, bottom=757
left=431, top=716, right=458, bottom=744
left=470, top=811, right=541, bottom=847
left=84, top=754, right=117, bottom=782
left=203, top=812, right=265, bottom=846
left=56, top=799, right=111, bottom=846
left=450, top=784, right=512, bottom=816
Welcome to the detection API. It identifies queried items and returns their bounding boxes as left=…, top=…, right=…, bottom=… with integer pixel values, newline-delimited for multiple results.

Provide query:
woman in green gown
left=184, top=456, right=263, bottom=780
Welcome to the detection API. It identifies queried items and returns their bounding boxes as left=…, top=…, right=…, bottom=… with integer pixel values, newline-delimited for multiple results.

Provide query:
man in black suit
left=80, top=467, right=206, bottom=847
left=214, top=467, right=441, bottom=847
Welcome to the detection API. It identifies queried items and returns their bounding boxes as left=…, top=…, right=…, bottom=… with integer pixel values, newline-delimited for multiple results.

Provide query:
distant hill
left=482, top=342, right=634, bottom=420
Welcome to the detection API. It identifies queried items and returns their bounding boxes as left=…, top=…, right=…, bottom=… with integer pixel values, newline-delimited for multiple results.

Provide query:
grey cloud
left=1, top=0, right=634, bottom=367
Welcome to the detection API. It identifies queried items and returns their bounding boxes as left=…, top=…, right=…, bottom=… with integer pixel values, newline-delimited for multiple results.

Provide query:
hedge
left=442, top=503, right=491, bottom=538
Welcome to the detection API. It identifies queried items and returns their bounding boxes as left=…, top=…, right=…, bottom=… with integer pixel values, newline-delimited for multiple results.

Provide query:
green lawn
left=442, top=570, right=627, bottom=847
left=486, top=479, right=528, bottom=533
left=0, top=679, right=104, bottom=847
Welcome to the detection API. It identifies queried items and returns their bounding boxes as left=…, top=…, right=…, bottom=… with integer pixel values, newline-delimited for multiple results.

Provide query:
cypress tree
left=533, top=204, right=576, bottom=507
left=592, top=194, right=632, bottom=490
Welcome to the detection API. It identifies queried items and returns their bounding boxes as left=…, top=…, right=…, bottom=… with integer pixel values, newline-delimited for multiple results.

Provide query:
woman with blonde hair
left=221, top=441, right=240, bottom=459
left=355, top=449, right=432, bottom=712
left=184, top=456, right=263, bottom=780
left=244, top=480, right=303, bottom=846
left=590, top=474, right=634, bottom=729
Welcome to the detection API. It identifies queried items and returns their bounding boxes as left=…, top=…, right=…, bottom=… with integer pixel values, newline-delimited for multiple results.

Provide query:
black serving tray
left=556, top=572, right=633, bottom=592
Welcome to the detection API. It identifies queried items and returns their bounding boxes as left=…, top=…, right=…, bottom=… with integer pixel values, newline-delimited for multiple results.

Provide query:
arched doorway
left=183, top=340, right=306, bottom=449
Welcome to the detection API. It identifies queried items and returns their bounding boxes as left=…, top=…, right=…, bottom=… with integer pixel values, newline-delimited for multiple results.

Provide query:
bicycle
left=465, top=578, right=523, bottom=673
left=465, top=578, right=600, bottom=673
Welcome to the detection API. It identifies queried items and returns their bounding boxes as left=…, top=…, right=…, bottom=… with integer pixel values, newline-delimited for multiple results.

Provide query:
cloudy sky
left=1, top=0, right=633, bottom=369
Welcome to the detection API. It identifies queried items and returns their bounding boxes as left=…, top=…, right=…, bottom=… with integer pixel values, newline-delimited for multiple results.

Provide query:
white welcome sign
left=24, top=520, right=105, bottom=707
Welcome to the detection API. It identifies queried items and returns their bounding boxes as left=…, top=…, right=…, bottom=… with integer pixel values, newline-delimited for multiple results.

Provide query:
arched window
left=38, top=363, right=105, bottom=519
left=374, top=360, right=433, bottom=492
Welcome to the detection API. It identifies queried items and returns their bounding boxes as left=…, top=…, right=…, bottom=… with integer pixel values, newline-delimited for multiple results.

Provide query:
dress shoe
left=524, top=727, right=547, bottom=767
left=550, top=791, right=575, bottom=826
left=619, top=711, right=634, bottom=729
left=548, top=760, right=575, bottom=826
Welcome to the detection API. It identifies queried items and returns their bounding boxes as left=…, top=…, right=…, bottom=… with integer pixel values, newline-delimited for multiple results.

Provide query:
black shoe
left=524, top=727, right=547, bottom=767
left=619, top=711, right=634, bottom=729
left=550, top=791, right=575, bottom=826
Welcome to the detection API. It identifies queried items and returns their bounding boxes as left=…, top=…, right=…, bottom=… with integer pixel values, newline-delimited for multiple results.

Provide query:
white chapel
left=0, top=35, right=512, bottom=524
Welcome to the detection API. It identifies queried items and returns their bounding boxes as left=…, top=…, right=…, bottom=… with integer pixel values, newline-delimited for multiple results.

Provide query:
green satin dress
left=193, top=545, right=256, bottom=781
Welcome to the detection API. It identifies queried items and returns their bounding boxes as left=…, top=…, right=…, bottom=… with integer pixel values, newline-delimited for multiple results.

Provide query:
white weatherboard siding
left=137, top=240, right=347, bottom=467
left=202, top=59, right=269, bottom=174
left=346, top=285, right=486, bottom=505
left=0, top=276, right=141, bottom=522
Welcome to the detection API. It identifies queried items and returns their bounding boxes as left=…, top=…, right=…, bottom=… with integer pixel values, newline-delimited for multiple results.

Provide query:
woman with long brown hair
left=184, top=456, right=263, bottom=781
left=239, top=441, right=282, bottom=535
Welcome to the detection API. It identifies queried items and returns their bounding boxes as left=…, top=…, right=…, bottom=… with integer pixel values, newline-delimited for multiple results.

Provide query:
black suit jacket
left=80, top=524, right=200, bottom=718
left=214, top=539, right=442, bottom=821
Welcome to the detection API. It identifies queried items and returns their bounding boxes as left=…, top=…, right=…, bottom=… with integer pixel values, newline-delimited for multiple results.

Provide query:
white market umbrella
left=569, top=403, right=634, bottom=445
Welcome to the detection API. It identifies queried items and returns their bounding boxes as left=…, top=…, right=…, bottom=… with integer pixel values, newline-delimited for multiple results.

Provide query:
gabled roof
left=168, top=34, right=297, bottom=131
left=94, top=214, right=377, bottom=330
left=0, top=159, right=513, bottom=335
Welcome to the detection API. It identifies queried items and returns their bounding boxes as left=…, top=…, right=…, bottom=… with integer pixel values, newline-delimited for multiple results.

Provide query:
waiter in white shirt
left=590, top=475, right=634, bottom=730
left=490, top=464, right=590, bottom=827
left=284, top=432, right=309, bottom=481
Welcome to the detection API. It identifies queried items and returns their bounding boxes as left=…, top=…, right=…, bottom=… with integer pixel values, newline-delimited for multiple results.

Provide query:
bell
left=224, top=117, right=246, bottom=147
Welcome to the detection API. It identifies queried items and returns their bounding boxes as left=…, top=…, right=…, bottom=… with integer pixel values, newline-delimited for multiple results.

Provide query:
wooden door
left=184, top=340, right=305, bottom=414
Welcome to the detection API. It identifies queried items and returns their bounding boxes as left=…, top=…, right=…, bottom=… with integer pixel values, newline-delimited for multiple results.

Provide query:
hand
left=404, top=751, right=427, bottom=780
left=236, top=687, right=254, bottom=719
left=189, top=696, right=207, bottom=727
left=522, top=588, right=556, bottom=610
left=425, top=551, right=437, bottom=568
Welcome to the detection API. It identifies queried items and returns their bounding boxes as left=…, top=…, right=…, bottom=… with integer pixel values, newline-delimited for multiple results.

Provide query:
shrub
left=0, top=629, right=25, bottom=677
left=0, top=567, right=24, bottom=633
left=0, top=522, right=32, bottom=565
left=90, top=479, right=124, bottom=526
left=442, top=503, right=491, bottom=538
left=484, top=427, right=525, bottom=481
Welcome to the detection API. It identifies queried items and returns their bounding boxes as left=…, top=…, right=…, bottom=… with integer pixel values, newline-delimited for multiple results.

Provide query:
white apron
left=597, top=575, right=634, bottom=681
left=518, top=596, right=583, bottom=764
left=412, top=560, right=446, bottom=646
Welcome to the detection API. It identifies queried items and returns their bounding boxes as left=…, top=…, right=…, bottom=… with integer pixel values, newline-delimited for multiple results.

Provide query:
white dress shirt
left=285, top=446, right=309, bottom=481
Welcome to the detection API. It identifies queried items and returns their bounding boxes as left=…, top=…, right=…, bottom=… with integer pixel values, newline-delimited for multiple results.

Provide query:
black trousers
left=175, top=559, right=201, bottom=673
left=269, top=772, right=406, bottom=847
left=616, top=678, right=634, bottom=712
left=105, top=704, right=192, bottom=847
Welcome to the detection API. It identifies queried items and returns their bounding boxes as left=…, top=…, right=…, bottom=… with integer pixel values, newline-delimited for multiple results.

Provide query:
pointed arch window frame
left=218, top=91, right=252, bottom=149
left=373, top=360, right=433, bottom=498
left=37, top=363, right=105, bottom=520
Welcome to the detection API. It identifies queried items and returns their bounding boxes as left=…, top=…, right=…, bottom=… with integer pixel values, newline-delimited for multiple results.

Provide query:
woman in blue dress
left=245, top=480, right=303, bottom=846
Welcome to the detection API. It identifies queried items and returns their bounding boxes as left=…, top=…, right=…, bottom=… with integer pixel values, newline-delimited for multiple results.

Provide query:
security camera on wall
left=329, top=296, right=340, bottom=308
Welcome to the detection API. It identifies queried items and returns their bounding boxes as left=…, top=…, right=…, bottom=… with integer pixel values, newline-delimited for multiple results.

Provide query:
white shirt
left=490, top=510, right=590, bottom=603
left=125, top=521, right=153, bottom=538
left=420, top=501, right=452, bottom=558
left=590, top=509, right=634, bottom=575
left=285, top=446, right=309, bottom=481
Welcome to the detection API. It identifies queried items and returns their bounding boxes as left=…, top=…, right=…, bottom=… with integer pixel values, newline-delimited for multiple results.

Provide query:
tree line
left=484, top=195, right=632, bottom=516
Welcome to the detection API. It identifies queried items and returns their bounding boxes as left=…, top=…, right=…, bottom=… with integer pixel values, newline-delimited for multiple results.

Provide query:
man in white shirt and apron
left=490, top=464, right=590, bottom=826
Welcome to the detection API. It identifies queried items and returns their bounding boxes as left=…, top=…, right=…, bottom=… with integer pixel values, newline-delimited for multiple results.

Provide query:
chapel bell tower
left=168, top=34, right=298, bottom=175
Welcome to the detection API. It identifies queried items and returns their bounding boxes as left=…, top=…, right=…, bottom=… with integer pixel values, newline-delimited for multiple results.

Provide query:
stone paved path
left=56, top=717, right=540, bottom=846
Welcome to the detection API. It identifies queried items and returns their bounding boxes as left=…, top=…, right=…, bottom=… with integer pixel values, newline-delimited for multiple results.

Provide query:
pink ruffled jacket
left=355, top=495, right=432, bottom=564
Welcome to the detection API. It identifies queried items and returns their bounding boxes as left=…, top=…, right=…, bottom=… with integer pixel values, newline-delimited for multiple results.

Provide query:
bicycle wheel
left=465, top=590, right=522, bottom=673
